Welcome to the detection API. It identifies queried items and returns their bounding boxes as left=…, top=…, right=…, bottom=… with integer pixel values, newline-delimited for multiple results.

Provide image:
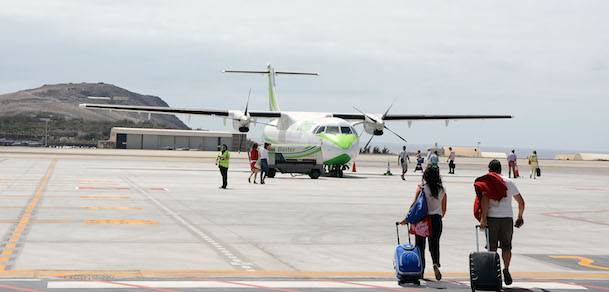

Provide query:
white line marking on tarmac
left=459, top=281, right=586, bottom=290
left=47, top=281, right=409, bottom=289
left=122, top=176, right=256, bottom=271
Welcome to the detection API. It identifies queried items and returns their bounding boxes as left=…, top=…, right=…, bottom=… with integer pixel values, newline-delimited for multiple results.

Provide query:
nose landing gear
left=324, top=165, right=348, bottom=178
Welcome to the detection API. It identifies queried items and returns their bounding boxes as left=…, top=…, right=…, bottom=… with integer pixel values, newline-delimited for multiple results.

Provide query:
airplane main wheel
left=309, top=169, right=321, bottom=179
left=267, top=169, right=276, bottom=178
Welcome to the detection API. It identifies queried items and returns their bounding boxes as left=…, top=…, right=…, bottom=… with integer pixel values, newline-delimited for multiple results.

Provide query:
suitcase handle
left=395, top=222, right=411, bottom=245
left=475, top=225, right=491, bottom=252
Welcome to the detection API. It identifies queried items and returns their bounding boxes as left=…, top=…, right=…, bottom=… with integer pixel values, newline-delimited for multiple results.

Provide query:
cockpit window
left=315, top=126, right=325, bottom=134
left=340, top=126, right=353, bottom=134
left=326, top=126, right=340, bottom=134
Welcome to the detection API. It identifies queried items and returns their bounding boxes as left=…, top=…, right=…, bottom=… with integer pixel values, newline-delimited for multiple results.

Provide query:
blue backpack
left=405, top=185, right=428, bottom=224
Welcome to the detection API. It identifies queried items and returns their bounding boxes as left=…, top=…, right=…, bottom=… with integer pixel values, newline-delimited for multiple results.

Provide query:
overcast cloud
left=1, top=0, right=608, bottom=152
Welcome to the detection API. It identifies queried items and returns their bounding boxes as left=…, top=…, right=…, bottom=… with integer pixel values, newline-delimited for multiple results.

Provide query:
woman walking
left=400, top=165, right=447, bottom=280
left=248, top=143, right=260, bottom=183
left=529, top=150, right=539, bottom=179
left=259, top=143, right=271, bottom=184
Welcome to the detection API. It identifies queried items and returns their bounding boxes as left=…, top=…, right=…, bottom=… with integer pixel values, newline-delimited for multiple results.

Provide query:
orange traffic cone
left=352, top=161, right=357, bottom=172
left=384, top=160, right=392, bottom=176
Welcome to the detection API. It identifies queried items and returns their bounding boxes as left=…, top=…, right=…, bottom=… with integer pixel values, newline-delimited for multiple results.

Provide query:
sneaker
left=503, top=269, right=512, bottom=285
left=401, top=174, right=405, bottom=181
left=248, top=178, right=251, bottom=183
left=433, top=264, right=442, bottom=281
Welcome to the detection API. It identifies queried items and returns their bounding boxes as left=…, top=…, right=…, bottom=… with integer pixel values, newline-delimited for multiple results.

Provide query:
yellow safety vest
left=218, top=151, right=230, bottom=168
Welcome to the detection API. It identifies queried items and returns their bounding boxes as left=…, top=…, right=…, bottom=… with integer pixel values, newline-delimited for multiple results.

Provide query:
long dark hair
left=423, top=165, right=443, bottom=199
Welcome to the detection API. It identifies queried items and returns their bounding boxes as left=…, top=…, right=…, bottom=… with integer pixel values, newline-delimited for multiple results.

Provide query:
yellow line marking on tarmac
left=8, top=238, right=18, bottom=242
left=0, top=266, right=5, bottom=271
left=80, top=196, right=132, bottom=199
left=5, top=244, right=16, bottom=248
left=11, top=233, right=21, bottom=237
left=14, top=229, right=23, bottom=232
left=81, top=207, right=143, bottom=210
left=550, top=255, right=609, bottom=271
left=1, top=251, right=12, bottom=255
left=84, top=220, right=158, bottom=224
left=0, top=258, right=9, bottom=262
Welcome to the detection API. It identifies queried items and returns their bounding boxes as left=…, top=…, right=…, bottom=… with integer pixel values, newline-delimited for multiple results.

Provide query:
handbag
left=405, top=184, right=428, bottom=224
left=254, top=159, right=261, bottom=169
left=409, top=216, right=432, bottom=237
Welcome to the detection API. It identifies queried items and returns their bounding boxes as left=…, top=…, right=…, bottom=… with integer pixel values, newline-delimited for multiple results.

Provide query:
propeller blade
left=384, top=125, right=407, bottom=143
left=353, top=106, right=377, bottom=123
left=382, top=96, right=398, bottom=119
left=244, top=88, right=252, bottom=115
left=363, top=134, right=375, bottom=150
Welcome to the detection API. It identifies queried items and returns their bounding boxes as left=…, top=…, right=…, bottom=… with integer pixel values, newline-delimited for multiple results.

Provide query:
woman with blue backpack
left=400, top=165, right=447, bottom=281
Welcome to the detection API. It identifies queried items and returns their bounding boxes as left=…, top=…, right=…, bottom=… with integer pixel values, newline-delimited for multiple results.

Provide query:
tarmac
left=0, top=147, right=607, bottom=291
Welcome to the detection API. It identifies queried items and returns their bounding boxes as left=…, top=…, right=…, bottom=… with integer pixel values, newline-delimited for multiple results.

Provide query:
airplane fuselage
left=261, top=112, right=360, bottom=166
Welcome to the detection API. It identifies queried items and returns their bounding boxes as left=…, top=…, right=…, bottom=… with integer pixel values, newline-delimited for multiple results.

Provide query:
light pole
left=477, top=141, right=481, bottom=157
left=39, top=118, right=50, bottom=147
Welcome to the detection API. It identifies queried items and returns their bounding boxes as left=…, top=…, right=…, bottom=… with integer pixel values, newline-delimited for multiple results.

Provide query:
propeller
left=356, top=97, right=407, bottom=150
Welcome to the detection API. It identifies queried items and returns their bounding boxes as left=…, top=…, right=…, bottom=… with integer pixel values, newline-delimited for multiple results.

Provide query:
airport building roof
left=110, top=127, right=235, bottom=138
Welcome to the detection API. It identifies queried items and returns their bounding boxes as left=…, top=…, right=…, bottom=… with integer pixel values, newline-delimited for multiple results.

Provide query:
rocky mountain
left=0, top=83, right=189, bottom=129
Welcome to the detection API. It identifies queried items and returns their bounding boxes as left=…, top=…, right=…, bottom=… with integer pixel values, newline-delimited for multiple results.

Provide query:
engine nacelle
left=229, top=110, right=251, bottom=133
left=363, top=114, right=384, bottom=136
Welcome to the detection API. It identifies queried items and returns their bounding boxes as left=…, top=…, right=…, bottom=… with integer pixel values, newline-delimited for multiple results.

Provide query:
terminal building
left=100, top=127, right=247, bottom=151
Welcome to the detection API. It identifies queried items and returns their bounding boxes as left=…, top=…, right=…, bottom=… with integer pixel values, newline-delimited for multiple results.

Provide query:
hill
left=0, top=82, right=189, bottom=129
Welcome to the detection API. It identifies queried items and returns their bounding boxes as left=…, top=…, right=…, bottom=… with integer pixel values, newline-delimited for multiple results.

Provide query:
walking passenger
left=259, top=143, right=271, bottom=184
left=429, top=151, right=439, bottom=167
left=399, top=165, right=447, bottom=280
left=507, top=150, right=518, bottom=178
left=447, top=147, right=456, bottom=174
left=215, top=144, right=230, bottom=189
left=398, top=146, right=410, bottom=180
left=426, top=148, right=432, bottom=166
left=528, top=150, right=539, bottom=179
left=477, top=160, right=526, bottom=285
left=248, top=143, right=260, bottom=184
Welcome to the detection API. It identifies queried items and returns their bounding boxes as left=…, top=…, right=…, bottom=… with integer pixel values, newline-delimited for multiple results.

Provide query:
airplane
left=80, top=64, right=511, bottom=177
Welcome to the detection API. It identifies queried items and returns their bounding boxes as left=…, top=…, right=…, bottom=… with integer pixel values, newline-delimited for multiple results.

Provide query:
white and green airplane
left=80, top=65, right=511, bottom=175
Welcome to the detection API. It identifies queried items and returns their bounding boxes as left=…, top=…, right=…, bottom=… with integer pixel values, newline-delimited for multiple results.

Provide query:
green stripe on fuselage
left=323, top=153, right=351, bottom=165
left=317, top=134, right=357, bottom=149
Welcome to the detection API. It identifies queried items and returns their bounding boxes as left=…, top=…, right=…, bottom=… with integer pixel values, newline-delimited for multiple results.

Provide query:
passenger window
left=350, top=127, right=358, bottom=135
left=326, top=126, right=339, bottom=134
left=312, top=126, right=319, bottom=133
left=340, top=126, right=352, bottom=134
left=315, top=126, right=325, bottom=134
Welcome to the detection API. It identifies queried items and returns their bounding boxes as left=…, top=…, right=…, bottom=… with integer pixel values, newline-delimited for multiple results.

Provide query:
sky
left=1, top=0, right=608, bottom=153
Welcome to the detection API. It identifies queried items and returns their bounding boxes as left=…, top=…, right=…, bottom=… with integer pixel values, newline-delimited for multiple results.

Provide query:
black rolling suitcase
left=469, top=225, right=502, bottom=291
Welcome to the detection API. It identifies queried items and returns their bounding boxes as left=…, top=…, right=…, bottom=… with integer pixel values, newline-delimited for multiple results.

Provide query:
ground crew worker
left=216, top=144, right=230, bottom=189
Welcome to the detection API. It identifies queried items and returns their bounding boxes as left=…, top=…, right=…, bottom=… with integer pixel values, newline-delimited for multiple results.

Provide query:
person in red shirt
left=248, top=143, right=260, bottom=183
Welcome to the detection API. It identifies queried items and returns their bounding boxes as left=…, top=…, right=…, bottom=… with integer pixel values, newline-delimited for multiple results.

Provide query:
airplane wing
left=332, top=113, right=512, bottom=120
left=78, top=104, right=281, bottom=118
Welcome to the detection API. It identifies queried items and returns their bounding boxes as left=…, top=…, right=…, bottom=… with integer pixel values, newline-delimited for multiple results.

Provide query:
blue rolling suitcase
left=393, top=222, right=423, bottom=285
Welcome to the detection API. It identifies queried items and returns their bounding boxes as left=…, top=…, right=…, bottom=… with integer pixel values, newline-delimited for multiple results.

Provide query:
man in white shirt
left=397, top=146, right=410, bottom=180
left=447, top=147, right=456, bottom=174
left=480, top=160, right=526, bottom=286
left=258, top=143, right=271, bottom=184
left=426, top=148, right=432, bottom=166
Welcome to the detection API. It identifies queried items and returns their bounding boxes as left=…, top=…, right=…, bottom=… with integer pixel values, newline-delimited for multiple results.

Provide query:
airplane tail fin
left=223, top=64, right=318, bottom=112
